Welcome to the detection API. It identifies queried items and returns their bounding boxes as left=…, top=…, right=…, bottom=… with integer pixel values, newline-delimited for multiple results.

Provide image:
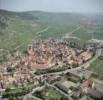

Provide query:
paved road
left=46, top=82, right=71, bottom=100
left=36, top=26, right=50, bottom=35
left=86, top=70, right=103, bottom=77
left=24, top=49, right=100, bottom=100
left=64, top=26, right=81, bottom=38
left=19, top=49, right=102, bottom=100
left=37, top=49, right=100, bottom=76
left=23, top=86, right=44, bottom=100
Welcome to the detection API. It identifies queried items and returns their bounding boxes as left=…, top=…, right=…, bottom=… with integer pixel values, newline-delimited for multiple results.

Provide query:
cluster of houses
left=31, top=71, right=103, bottom=100
left=0, top=38, right=94, bottom=87
left=80, top=79, right=103, bottom=100
left=0, top=38, right=95, bottom=99
left=0, top=69, right=39, bottom=89
left=20, top=39, right=93, bottom=69
left=86, top=39, right=103, bottom=60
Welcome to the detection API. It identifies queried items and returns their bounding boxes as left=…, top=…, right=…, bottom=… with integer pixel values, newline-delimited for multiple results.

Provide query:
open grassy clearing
left=89, top=59, right=103, bottom=75
left=33, top=86, right=68, bottom=100
left=40, top=25, right=78, bottom=38
left=74, top=25, right=103, bottom=42
left=44, top=87, right=68, bottom=100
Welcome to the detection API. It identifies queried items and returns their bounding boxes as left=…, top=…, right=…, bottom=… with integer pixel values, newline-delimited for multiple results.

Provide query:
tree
left=7, top=66, right=15, bottom=73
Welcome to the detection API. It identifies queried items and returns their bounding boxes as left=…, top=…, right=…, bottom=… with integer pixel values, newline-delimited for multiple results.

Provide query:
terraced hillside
left=0, top=10, right=80, bottom=62
left=0, top=9, right=103, bottom=62
left=0, top=10, right=46, bottom=52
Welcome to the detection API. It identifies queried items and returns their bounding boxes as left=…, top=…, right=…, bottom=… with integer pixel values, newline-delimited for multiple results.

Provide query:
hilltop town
left=0, top=0, right=103, bottom=99
left=0, top=36, right=103, bottom=100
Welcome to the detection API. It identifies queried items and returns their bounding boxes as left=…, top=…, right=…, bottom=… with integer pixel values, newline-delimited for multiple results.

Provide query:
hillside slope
left=0, top=10, right=81, bottom=52
left=0, top=10, right=103, bottom=62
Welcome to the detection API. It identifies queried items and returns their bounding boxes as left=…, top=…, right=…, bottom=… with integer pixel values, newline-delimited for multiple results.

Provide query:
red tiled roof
left=30, top=62, right=48, bottom=68
left=81, top=80, right=93, bottom=89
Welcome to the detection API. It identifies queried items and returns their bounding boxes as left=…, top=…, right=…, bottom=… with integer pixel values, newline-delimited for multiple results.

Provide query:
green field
left=2, top=82, right=34, bottom=100
left=44, top=87, right=68, bottom=100
left=33, top=86, right=68, bottom=100
left=74, top=25, right=103, bottom=42
left=74, top=28, right=92, bottom=42
left=89, top=59, right=103, bottom=75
